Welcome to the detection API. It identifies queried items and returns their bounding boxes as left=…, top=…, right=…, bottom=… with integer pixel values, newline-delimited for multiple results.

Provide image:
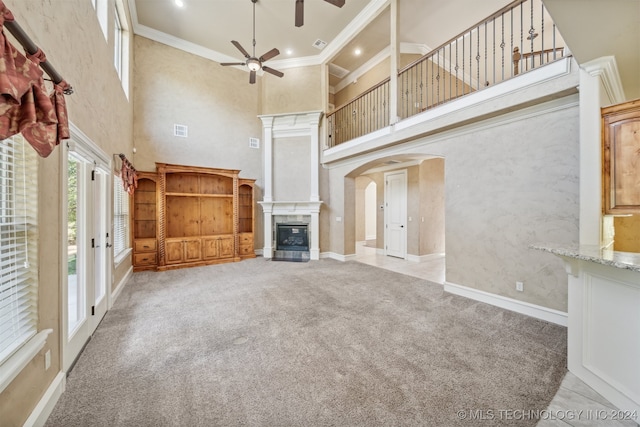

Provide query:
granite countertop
left=530, top=243, right=640, bottom=273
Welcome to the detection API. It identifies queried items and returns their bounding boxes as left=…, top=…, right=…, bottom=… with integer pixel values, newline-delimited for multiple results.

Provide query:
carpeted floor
left=45, top=258, right=567, bottom=426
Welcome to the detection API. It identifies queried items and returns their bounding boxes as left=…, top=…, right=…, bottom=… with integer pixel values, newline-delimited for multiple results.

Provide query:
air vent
left=249, top=137, right=260, bottom=149
left=328, top=63, right=349, bottom=78
left=173, top=124, right=188, bottom=138
left=312, top=39, right=327, bottom=50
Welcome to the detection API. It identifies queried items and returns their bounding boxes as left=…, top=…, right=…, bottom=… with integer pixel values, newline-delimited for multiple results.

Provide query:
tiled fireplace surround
left=258, top=111, right=323, bottom=260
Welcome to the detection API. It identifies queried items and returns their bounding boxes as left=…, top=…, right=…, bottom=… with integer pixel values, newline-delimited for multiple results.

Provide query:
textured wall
left=260, top=66, right=323, bottom=115
left=329, top=98, right=579, bottom=312
left=273, top=136, right=311, bottom=201
left=0, top=1, right=134, bottom=426
left=133, top=36, right=262, bottom=174
left=419, top=158, right=445, bottom=255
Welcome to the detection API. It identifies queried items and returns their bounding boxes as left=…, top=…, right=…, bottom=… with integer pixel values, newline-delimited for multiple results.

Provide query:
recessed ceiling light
left=174, top=0, right=184, bottom=7
left=286, top=49, right=293, bottom=55
left=354, top=48, right=362, bottom=56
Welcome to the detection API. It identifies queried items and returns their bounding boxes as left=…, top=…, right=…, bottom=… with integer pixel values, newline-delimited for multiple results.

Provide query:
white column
left=308, top=112, right=322, bottom=202
left=260, top=116, right=274, bottom=203
left=310, top=202, right=322, bottom=260
left=260, top=202, right=274, bottom=258
left=579, top=57, right=625, bottom=246
left=389, top=0, right=399, bottom=125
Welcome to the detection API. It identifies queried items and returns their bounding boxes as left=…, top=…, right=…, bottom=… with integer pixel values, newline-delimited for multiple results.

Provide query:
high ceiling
left=129, top=0, right=511, bottom=88
left=130, top=0, right=640, bottom=98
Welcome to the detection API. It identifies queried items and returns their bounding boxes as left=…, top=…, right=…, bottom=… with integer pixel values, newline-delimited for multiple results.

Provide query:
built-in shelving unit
left=131, top=163, right=256, bottom=271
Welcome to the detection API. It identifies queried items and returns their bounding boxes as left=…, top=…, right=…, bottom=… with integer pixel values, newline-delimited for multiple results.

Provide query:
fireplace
left=274, top=223, right=310, bottom=262
left=277, top=224, right=309, bottom=251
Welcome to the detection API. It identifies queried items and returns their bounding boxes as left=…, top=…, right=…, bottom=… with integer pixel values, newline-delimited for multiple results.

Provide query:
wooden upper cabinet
left=602, top=98, right=640, bottom=214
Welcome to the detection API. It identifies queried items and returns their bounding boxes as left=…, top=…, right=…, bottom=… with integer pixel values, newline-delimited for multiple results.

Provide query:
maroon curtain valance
left=0, top=0, right=70, bottom=158
left=119, top=153, right=138, bottom=195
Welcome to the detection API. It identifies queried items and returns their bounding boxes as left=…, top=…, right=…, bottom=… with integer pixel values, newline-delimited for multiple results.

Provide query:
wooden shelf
left=131, top=173, right=158, bottom=272
left=154, top=163, right=255, bottom=270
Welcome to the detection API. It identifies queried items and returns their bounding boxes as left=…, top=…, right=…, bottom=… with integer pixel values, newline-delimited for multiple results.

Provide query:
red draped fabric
left=119, top=155, right=138, bottom=195
left=0, top=0, right=70, bottom=157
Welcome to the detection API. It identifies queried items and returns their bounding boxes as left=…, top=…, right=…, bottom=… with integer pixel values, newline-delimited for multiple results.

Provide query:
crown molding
left=581, top=56, right=626, bottom=104
left=129, top=0, right=389, bottom=72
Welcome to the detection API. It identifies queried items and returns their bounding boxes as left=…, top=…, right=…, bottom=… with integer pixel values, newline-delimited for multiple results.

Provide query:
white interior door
left=384, top=170, right=407, bottom=259
left=63, top=140, right=111, bottom=371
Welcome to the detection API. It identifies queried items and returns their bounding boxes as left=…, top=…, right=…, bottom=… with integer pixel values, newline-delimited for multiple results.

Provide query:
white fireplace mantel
left=259, top=201, right=323, bottom=260
left=258, top=111, right=324, bottom=260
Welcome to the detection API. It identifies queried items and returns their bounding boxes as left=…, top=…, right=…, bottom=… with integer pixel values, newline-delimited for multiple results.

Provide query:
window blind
left=113, top=174, right=129, bottom=258
left=0, top=135, right=38, bottom=365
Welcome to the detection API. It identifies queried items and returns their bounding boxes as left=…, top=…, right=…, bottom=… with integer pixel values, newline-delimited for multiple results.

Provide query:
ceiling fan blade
left=324, top=0, right=345, bottom=6
left=249, top=70, right=256, bottom=84
left=295, top=0, right=304, bottom=27
left=220, top=62, right=246, bottom=66
left=259, top=48, right=280, bottom=62
left=231, top=40, right=251, bottom=59
left=262, top=66, right=284, bottom=78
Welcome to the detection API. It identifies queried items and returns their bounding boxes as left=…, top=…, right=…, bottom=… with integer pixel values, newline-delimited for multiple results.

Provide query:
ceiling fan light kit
left=220, top=0, right=284, bottom=84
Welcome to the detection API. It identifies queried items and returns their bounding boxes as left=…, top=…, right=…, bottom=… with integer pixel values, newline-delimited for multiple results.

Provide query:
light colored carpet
left=46, top=258, right=566, bottom=426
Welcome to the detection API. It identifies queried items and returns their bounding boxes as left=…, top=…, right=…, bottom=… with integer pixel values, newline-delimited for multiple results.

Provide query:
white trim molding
left=0, top=329, right=53, bottom=393
left=444, top=281, right=568, bottom=326
left=22, top=371, right=66, bottom=427
left=110, top=265, right=133, bottom=309
left=582, top=56, right=626, bottom=105
left=320, top=252, right=357, bottom=262
left=406, top=252, right=445, bottom=263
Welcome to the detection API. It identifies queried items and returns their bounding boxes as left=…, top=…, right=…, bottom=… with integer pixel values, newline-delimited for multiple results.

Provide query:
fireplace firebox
left=274, top=223, right=310, bottom=261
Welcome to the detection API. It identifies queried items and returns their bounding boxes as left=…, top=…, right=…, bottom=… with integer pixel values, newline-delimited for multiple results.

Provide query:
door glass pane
left=67, top=156, right=84, bottom=334
left=94, top=171, right=106, bottom=303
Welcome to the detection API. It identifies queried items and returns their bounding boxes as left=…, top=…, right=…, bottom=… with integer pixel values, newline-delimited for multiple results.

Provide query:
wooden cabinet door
left=184, top=238, right=202, bottom=262
left=218, top=236, right=234, bottom=258
left=202, top=237, right=219, bottom=260
left=165, top=240, right=184, bottom=264
left=602, top=99, right=640, bottom=214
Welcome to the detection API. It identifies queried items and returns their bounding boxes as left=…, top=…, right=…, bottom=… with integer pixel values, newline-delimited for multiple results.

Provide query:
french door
left=384, top=170, right=407, bottom=259
left=63, top=138, right=111, bottom=371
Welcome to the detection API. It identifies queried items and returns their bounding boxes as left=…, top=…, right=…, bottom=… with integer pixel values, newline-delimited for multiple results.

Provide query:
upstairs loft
left=323, top=0, right=572, bottom=164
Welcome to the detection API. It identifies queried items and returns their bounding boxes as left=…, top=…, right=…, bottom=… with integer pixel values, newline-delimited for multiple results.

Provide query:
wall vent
left=249, top=137, right=260, bottom=149
left=173, top=124, right=188, bottom=138
left=312, top=39, right=327, bottom=50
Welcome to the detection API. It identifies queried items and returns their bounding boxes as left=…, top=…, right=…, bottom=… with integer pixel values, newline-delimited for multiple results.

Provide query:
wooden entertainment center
left=131, top=163, right=255, bottom=272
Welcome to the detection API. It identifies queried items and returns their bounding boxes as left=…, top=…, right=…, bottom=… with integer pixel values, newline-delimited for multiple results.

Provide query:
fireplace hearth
left=274, top=223, right=310, bottom=262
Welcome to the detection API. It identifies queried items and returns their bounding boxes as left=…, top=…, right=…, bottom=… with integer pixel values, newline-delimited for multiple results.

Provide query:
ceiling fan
left=220, top=0, right=283, bottom=84
left=295, top=0, right=345, bottom=27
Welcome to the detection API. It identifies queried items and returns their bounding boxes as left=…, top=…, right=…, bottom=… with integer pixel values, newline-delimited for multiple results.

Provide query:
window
left=0, top=135, right=39, bottom=371
left=95, top=0, right=108, bottom=40
left=114, top=7, right=123, bottom=78
left=114, top=0, right=130, bottom=97
left=113, top=175, right=129, bottom=261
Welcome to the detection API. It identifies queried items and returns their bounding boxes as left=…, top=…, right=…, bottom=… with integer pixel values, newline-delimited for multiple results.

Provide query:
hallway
left=353, top=241, right=445, bottom=284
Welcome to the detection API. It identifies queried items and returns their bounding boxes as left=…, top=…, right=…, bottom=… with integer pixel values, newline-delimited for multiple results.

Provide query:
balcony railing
left=327, top=0, right=567, bottom=148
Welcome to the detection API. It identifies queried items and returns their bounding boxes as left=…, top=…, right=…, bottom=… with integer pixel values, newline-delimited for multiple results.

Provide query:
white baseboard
left=255, top=249, right=264, bottom=256
left=23, top=371, right=65, bottom=427
left=110, top=266, right=133, bottom=309
left=444, top=281, right=568, bottom=326
left=320, top=252, right=357, bottom=262
left=406, top=252, right=445, bottom=263
left=365, top=235, right=376, bottom=241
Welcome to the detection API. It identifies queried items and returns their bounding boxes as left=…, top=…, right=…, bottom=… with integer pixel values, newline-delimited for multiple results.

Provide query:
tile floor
left=352, top=241, right=639, bottom=427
